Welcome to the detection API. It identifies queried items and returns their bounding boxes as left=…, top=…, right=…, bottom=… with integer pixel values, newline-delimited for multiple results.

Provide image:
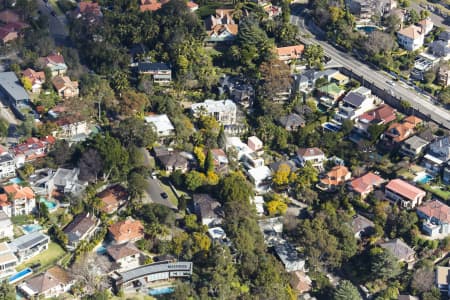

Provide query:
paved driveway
left=144, top=178, right=177, bottom=210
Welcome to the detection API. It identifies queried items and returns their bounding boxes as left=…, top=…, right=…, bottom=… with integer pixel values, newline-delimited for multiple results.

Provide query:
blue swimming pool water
left=322, top=122, right=341, bottom=132
left=357, top=25, right=378, bottom=33
left=96, top=245, right=107, bottom=254
left=9, top=268, right=32, bottom=284
left=40, top=198, right=57, bottom=210
left=415, top=173, right=434, bottom=184
left=149, top=286, right=175, bottom=296
left=9, top=177, right=23, bottom=184
left=22, top=224, right=43, bottom=233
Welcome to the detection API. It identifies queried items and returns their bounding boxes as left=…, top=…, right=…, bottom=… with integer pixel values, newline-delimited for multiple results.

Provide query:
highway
left=290, top=13, right=450, bottom=129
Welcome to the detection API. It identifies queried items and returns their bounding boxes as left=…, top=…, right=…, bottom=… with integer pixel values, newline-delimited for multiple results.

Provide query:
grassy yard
left=421, top=184, right=450, bottom=201
left=159, top=180, right=179, bottom=207
left=17, top=242, right=66, bottom=272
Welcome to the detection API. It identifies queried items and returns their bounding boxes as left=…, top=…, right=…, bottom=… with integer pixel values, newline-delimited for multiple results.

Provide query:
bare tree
left=365, top=31, right=396, bottom=56
left=411, top=266, right=434, bottom=293
left=71, top=252, right=112, bottom=295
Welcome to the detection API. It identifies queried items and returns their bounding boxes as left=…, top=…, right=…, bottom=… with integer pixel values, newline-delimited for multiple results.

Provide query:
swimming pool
left=9, top=177, right=23, bottom=184
left=40, top=198, right=57, bottom=210
left=322, top=122, right=341, bottom=132
left=414, top=172, right=434, bottom=184
left=9, top=268, right=33, bottom=284
left=96, top=245, right=107, bottom=254
left=357, top=25, right=379, bottom=34
left=148, top=286, right=175, bottom=296
left=22, top=224, right=43, bottom=233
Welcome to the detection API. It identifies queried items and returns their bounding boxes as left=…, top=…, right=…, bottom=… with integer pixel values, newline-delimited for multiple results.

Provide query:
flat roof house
left=274, top=240, right=306, bottom=273
left=333, top=86, right=378, bottom=123
left=63, top=212, right=99, bottom=251
left=18, top=266, right=75, bottom=299
left=400, top=135, right=429, bottom=158
left=0, top=242, right=18, bottom=279
left=0, top=72, right=30, bottom=119
left=247, top=165, right=272, bottom=194
left=108, top=219, right=144, bottom=245
left=144, top=114, right=175, bottom=141
left=0, top=149, right=16, bottom=180
left=422, top=136, right=450, bottom=175
left=385, top=179, right=426, bottom=209
left=191, top=99, right=237, bottom=126
left=417, top=200, right=450, bottom=237
left=137, top=62, right=172, bottom=84
left=9, top=231, right=50, bottom=262
left=436, top=266, right=450, bottom=296
left=348, top=172, right=385, bottom=199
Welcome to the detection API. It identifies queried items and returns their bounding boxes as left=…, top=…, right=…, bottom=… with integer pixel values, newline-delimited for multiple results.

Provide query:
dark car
left=161, top=192, right=168, bottom=199
left=50, top=11, right=56, bottom=17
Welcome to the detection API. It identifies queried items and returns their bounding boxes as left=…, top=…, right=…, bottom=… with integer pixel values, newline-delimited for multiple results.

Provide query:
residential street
left=37, top=0, right=70, bottom=46
left=290, top=12, right=450, bottom=130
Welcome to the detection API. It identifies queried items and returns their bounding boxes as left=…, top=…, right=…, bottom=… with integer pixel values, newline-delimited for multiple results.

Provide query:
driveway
left=144, top=178, right=177, bottom=210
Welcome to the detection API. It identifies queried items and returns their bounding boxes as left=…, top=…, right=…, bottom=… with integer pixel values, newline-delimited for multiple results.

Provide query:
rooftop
left=9, top=231, right=49, bottom=251
left=191, top=99, right=236, bottom=114
left=297, top=147, right=324, bottom=158
left=349, top=172, right=385, bottom=194
left=144, top=114, right=174, bottom=134
left=417, top=200, right=450, bottom=223
left=0, top=72, right=29, bottom=101
left=351, top=214, right=374, bottom=235
left=116, top=261, right=192, bottom=283
left=380, top=238, right=415, bottom=261
left=63, top=212, right=97, bottom=243
left=106, top=242, right=140, bottom=261
left=108, top=219, right=144, bottom=244
left=21, top=266, right=72, bottom=295
left=398, top=24, right=423, bottom=39
left=386, top=179, right=425, bottom=201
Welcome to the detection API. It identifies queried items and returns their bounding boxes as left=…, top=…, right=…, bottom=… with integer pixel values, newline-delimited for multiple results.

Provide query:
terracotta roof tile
left=108, top=219, right=144, bottom=244
left=386, top=179, right=425, bottom=201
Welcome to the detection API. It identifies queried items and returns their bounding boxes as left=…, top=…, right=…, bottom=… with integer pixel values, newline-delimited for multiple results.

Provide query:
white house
left=333, top=86, right=379, bottom=123
left=144, top=114, right=175, bottom=140
left=296, top=147, right=326, bottom=170
left=422, top=136, right=450, bottom=175
left=0, top=149, right=16, bottom=179
left=247, top=166, right=272, bottom=194
left=0, top=211, right=13, bottom=239
left=106, top=242, right=142, bottom=271
left=9, top=231, right=50, bottom=262
left=397, top=25, right=425, bottom=51
left=437, top=266, right=450, bottom=296
left=191, top=99, right=237, bottom=126
left=0, top=184, right=36, bottom=217
left=0, top=242, right=18, bottom=279
left=385, top=179, right=426, bottom=209
left=417, top=200, right=450, bottom=237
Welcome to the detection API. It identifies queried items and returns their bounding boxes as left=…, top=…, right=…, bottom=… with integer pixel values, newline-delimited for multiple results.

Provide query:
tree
left=113, top=117, right=156, bottom=147
left=365, top=31, right=396, bottom=56
left=0, top=118, right=8, bottom=141
left=20, top=76, right=32, bottom=91
left=303, top=44, right=324, bottom=68
left=273, top=164, right=296, bottom=186
left=424, top=68, right=436, bottom=84
left=48, top=140, right=73, bottom=166
left=0, top=281, right=15, bottom=300
left=439, top=87, right=450, bottom=104
left=185, top=171, right=206, bottom=191
left=204, top=149, right=215, bottom=173
left=368, top=123, right=387, bottom=142
left=408, top=9, right=420, bottom=25
left=78, top=148, right=103, bottom=182
left=128, top=172, right=147, bottom=200
left=369, top=247, right=400, bottom=281
left=49, top=225, right=68, bottom=250
left=267, top=199, right=288, bottom=216
left=334, top=280, right=361, bottom=300
left=219, top=173, right=253, bottom=204
left=411, top=266, right=434, bottom=293
left=383, top=13, right=401, bottom=33
left=259, top=59, right=293, bottom=101
left=193, top=146, right=206, bottom=170
left=118, top=90, right=149, bottom=116
left=71, top=253, right=111, bottom=296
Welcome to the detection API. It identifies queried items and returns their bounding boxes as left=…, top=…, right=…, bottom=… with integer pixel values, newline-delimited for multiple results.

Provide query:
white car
left=387, top=80, right=395, bottom=86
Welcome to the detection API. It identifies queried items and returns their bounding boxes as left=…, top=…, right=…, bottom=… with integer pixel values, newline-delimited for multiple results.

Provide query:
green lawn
left=159, top=181, right=179, bottom=207
left=421, top=184, right=450, bottom=201
left=17, top=242, right=66, bottom=272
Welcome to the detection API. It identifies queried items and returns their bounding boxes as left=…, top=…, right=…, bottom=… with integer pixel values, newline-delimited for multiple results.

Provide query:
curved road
left=291, top=13, right=450, bottom=129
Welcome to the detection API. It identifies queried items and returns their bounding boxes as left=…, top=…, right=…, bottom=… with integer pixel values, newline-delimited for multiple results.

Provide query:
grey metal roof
left=9, top=231, right=49, bottom=251
left=0, top=153, right=14, bottom=164
left=138, top=62, right=171, bottom=73
left=343, top=92, right=366, bottom=107
left=118, top=261, right=192, bottom=283
left=0, top=72, right=29, bottom=101
left=403, top=135, right=429, bottom=150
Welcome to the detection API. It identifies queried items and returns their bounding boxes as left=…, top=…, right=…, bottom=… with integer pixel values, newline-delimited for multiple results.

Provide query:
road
left=37, top=0, right=70, bottom=46
left=144, top=178, right=177, bottom=210
left=290, top=12, right=450, bottom=130
left=409, top=1, right=449, bottom=30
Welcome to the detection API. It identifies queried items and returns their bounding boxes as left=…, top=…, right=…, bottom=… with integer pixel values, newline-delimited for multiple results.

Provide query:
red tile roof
left=386, top=179, right=425, bottom=201
left=108, top=219, right=144, bottom=244
left=417, top=200, right=450, bottom=223
left=349, top=172, right=385, bottom=194
left=358, top=104, right=396, bottom=124
left=22, top=68, right=45, bottom=84
left=0, top=184, right=35, bottom=204
left=297, top=147, right=324, bottom=157
left=78, top=1, right=101, bottom=16
left=321, top=165, right=351, bottom=186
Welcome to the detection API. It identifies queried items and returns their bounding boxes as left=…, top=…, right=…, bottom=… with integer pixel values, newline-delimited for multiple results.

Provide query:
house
left=0, top=9, right=21, bottom=23
left=351, top=214, right=375, bottom=239
left=380, top=238, right=415, bottom=263
left=191, top=100, right=237, bottom=126
left=63, top=212, right=99, bottom=251
left=418, top=18, right=434, bottom=35
left=18, top=266, right=75, bottom=299
left=317, top=83, right=345, bottom=105
left=0, top=72, right=30, bottom=119
left=438, top=65, right=450, bottom=86
left=0, top=242, right=18, bottom=279
left=398, top=296, right=419, bottom=300
left=22, top=68, right=45, bottom=94
left=12, top=136, right=56, bottom=165
left=444, top=162, right=450, bottom=184
left=137, top=62, right=172, bottom=84
left=422, top=136, right=450, bottom=175
left=106, top=242, right=142, bottom=271
left=9, top=231, right=50, bottom=262
left=318, top=165, right=352, bottom=191
left=436, top=266, right=450, bottom=296
left=0, top=20, right=28, bottom=44
left=247, top=136, right=263, bottom=152
left=52, top=76, right=79, bottom=98
left=411, top=52, right=439, bottom=81
left=241, top=152, right=264, bottom=169
left=417, top=200, right=450, bottom=237
left=111, top=261, right=193, bottom=292
left=207, top=227, right=231, bottom=246
left=40, top=54, right=67, bottom=77
left=382, top=116, right=422, bottom=147
left=0, top=184, right=36, bottom=217
left=193, top=194, right=223, bottom=227
left=46, top=167, right=87, bottom=197
left=74, top=1, right=103, bottom=21
left=346, top=0, right=396, bottom=18
left=296, top=147, right=326, bottom=170
left=0, top=148, right=16, bottom=179
left=348, top=172, right=385, bottom=199
left=290, top=271, right=312, bottom=294
left=385, top=179, right=426, bottom=209
left=278, top=113, right=305, bottom=131
left=330, top=72, right=349, bottom=85
left=0, top=211, right=13, bottom=239
left=397, top=25, right=425, bottom=51
left=400, top=135, right=429, bottom=158
left=276, top=45, right=304, bottom=63
left=139, top=0, right=163, bottom=12
left=144, top=114, right=175, bottom=141
left=97, top=185, right=129, bottom=214
left=354, top=104, right=397, bottom=137
left=205, top=9, right=238, bottom=43
left=108, top=219, right=144, bottom=245
left=247, top=166, right=272, bottom=194
left=274, top=240, right=306, bottom=272
left=333, top=86, right=379, bottom=123
left=210, top=148, right=228, bottom=172
left=158, top=152, right=188, bottom=173
left=258, top=217, right=284, bottom=246
left=52, top=118, right=91, bottom=142
left=226, top=136, right=254, bottom=160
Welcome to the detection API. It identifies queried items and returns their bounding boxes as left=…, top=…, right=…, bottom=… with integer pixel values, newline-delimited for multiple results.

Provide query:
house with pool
left=0, top=242, right=18, bottom=279
left=422, top=136, right=450, bottom=176
left=9, top=231, right=49, bottom=262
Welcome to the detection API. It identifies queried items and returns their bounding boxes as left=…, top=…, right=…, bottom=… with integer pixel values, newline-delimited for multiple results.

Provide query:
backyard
left=16, top=242, right=66, bottom=273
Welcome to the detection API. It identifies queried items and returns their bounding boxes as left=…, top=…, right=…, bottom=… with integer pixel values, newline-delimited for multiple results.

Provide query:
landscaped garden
left=16, top=242, right=66, bottom=273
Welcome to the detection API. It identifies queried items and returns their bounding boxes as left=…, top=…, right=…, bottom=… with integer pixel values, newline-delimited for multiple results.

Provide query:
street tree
left=303, top=44, right=325, bottom=68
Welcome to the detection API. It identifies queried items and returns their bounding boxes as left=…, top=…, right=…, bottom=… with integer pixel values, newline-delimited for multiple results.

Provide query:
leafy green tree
left=0, top=281, right=15, bottom=300
left=184, top=171, right=206, bottom=191
left=408, top=9, right=420, bottom=25
left=369, top=247, right=400, bottom=281
left=0, top=118, right=8, bottom=141
left=204, top=149, right=215, bottom=173
left=334, top=280, right=361, bottom=300
left=128, top=172, right=147, bottom=201
left=368, top=124, right=387, bottom=142
left=113, top=117, right=156, bottom=147
left=439, top=87, right=450, bottom=104
left=424, top=69, right=436, bottom=84
left=303, top=44, right=324, bottom=68
left=219, top=173, right=253, bottom=204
